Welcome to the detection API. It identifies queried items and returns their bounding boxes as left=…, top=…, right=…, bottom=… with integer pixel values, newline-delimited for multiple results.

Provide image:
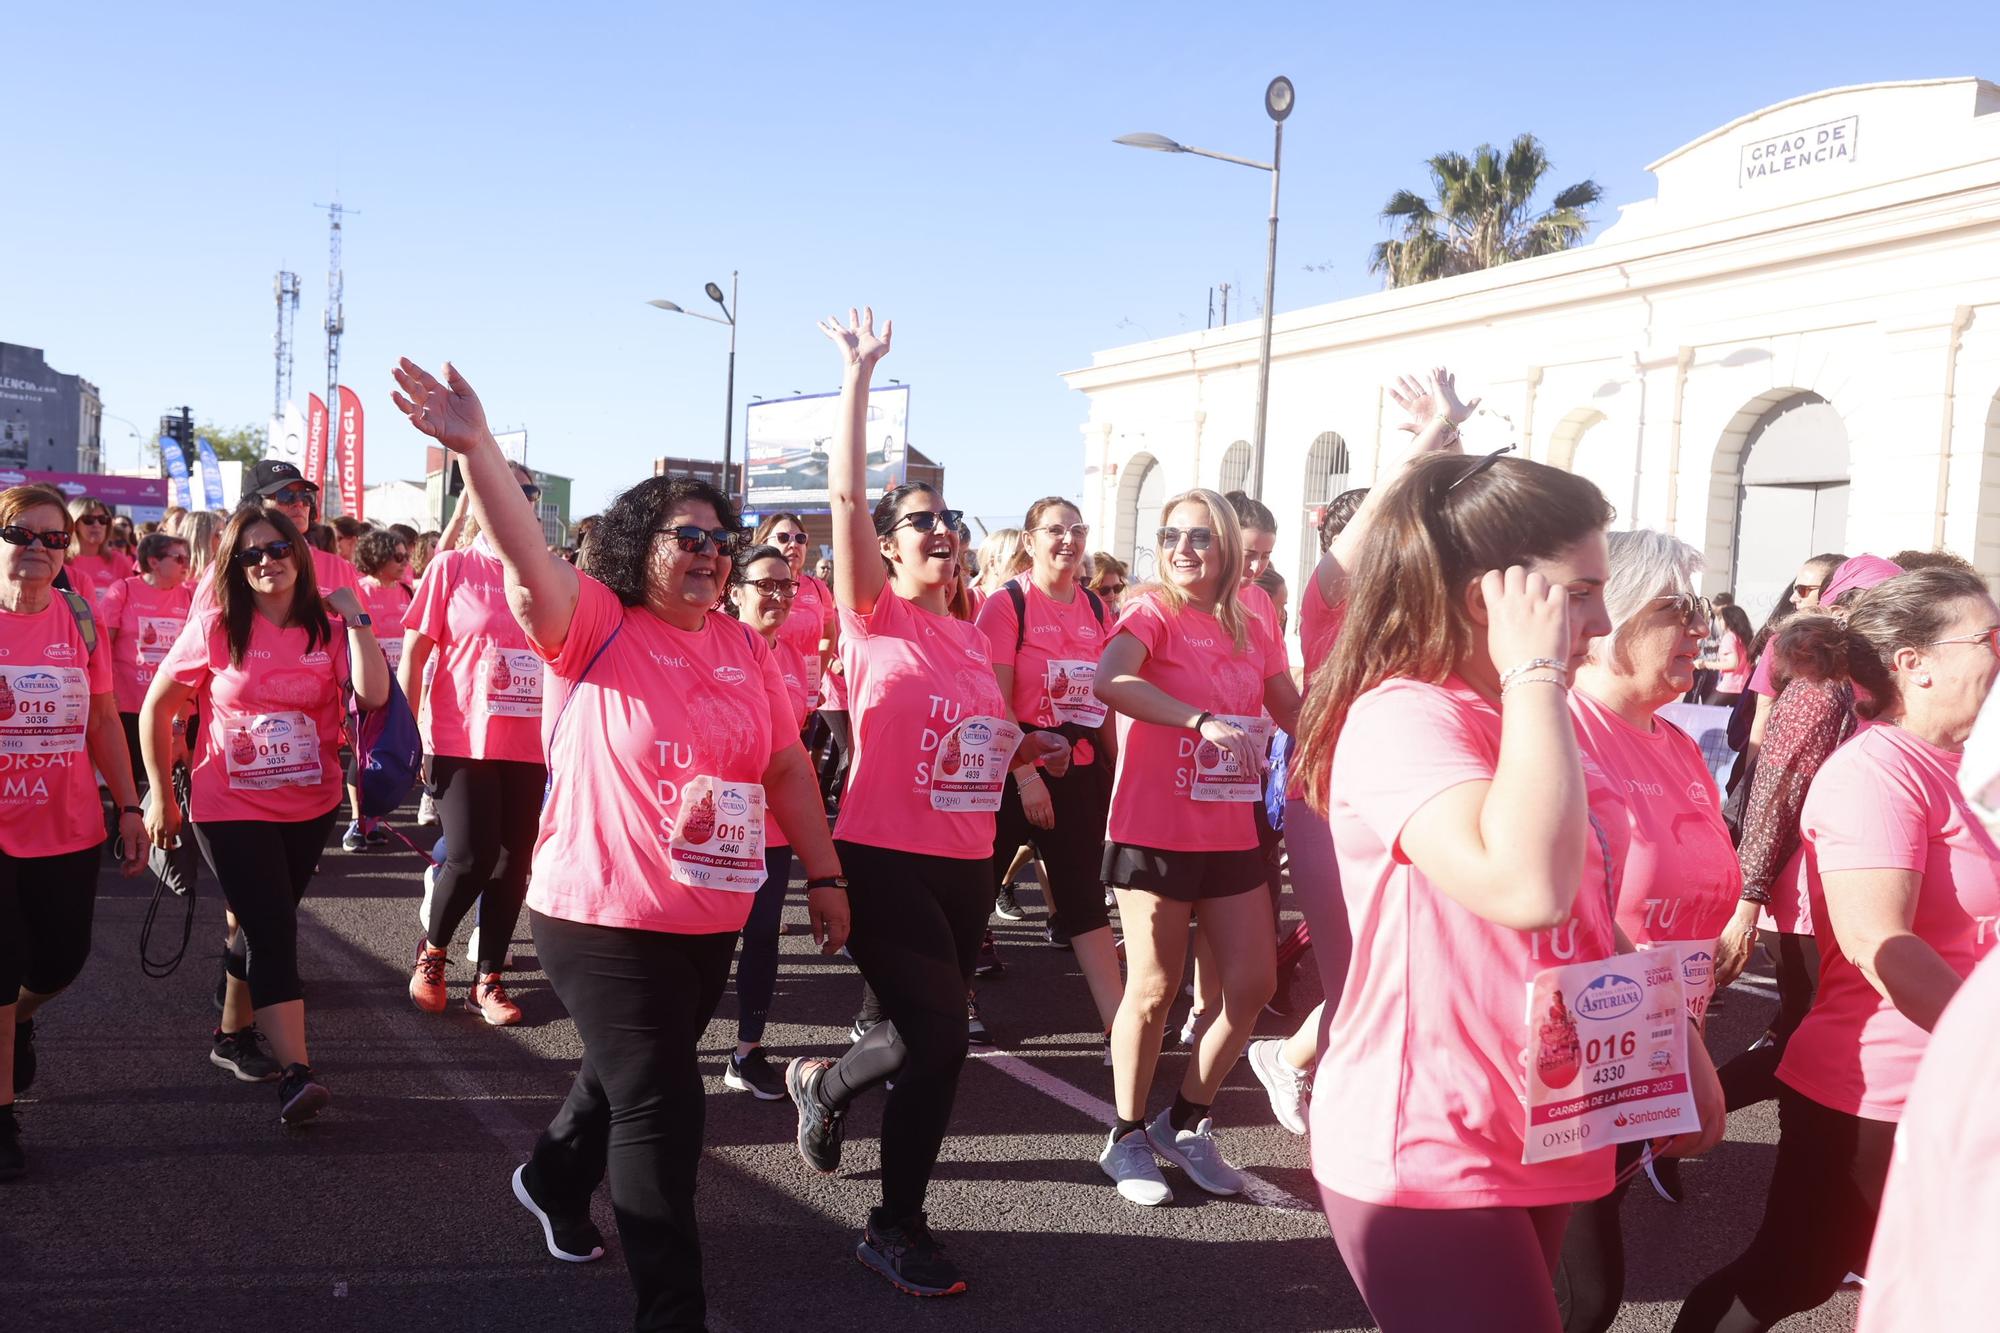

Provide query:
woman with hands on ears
left=391, top=356, right=848, bottom=1333
left=781, top=309, right=1068, bottom=1301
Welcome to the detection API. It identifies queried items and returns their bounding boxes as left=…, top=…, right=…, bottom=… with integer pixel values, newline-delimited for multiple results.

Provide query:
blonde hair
left=976, top=527, right=1026, bottom=592
left=181, top=511, right=225, bottom=591
left=1149, top=488, right=1251, bottom=653
left=66, top=494, right=112, bottom=558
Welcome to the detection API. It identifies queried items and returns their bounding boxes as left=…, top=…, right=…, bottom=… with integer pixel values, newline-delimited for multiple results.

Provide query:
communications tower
left=273, top=270, right=300, bottom=417
left=314, top=200, right=355, bottom=514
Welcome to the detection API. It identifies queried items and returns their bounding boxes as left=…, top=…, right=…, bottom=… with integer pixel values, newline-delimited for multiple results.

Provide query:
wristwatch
left=806, top=876, right=849, bottom=891
left=349, top=612, right=373, bottom=629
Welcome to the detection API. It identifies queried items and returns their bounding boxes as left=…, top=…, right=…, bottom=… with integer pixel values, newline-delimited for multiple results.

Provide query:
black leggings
left=989, top=741, right=1112, bottom=935
left=818, top=710, right=851, bottom=803
left=0, top=845, right=100, bottom=1000
left=1673, top=1088, right=1896, bottom=1332
left=817, top=840, right=989, bottom=1220
left=192, top=808, right=339, bottom=1009
left=426, top=755, right=545, bottom=971
left=526, top=911, right=735, bottom=1333
left=1719, top=932, right=1820, bottom=1111
left=1553, top=1141, right=1645, bottom=1333
left=732, top=844, right=793, bottom=1044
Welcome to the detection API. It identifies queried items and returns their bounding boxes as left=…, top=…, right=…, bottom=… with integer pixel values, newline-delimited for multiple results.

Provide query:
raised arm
left=392, top=359, right=580, bottom=650
left=818, top=308, right=893, bottom=615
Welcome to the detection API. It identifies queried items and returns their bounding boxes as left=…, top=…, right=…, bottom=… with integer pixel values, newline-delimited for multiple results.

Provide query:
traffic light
left=157, top=408, right=194, bottom=465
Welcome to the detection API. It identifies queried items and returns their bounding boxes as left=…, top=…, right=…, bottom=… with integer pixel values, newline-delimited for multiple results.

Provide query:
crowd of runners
left=3, top=306, right=1996, bottom=1332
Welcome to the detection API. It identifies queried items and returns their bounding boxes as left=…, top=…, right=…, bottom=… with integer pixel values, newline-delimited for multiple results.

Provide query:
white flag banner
left=270, top=401, right=307, bottom=463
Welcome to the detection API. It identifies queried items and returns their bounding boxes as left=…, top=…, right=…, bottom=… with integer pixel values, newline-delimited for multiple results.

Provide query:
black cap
left=248, top=459, right=318, bottom=497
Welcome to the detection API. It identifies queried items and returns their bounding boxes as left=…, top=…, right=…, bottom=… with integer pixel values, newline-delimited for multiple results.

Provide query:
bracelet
left=1014, top=769, right=1046, bottom=788
left=1499, top=674, right=1566, bottom=695
left=121, top=804, right=144, bottom=817
left=1498, top=658, right=1568, bottom=689
left=1193, top=710, right=1216, bottom=732
left=806, top=876, right=848, bottom=891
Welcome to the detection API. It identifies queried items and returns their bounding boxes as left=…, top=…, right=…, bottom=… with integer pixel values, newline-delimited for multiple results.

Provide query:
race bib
left=379, top=636, right=404, bottom=673
left=668, top=776, right=767, bottom=892
left=931, top=716, right=1023, bottom=813
left=1522, top=953, right=1698, bottom=1163
left=478, top=647, right=543, bottom=718
left=1644, top=939, right=1720, bottom=1030
left=136, top=616, right=184, bottom=666
left=221, top=711, right=323, bottom=790
left=1191, top=713, right=1273, bottom=802
left=1045, top=658, right=1106, bottom=727
left=0, top=665, right=90, bottom=754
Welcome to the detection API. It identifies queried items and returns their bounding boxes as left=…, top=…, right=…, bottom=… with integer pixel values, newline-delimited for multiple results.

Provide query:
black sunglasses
left=888, top=508, right=964, bottom=536
left=1, top=526, right=69, bottom=550
left=521, top=484, right=543, bottom=503
left=1444, top=444, right=1518, bottom=493
left=654, top=525, right=737, bottom=554
left=76, top=514, right=110, bottom=527
left=744, top=576, right=800, bottom=599
left=234, top=540, right=295, bottom=568
left=268, top=485, right=316, bottom=505
left=1157, top=526, right=1213, bottom=551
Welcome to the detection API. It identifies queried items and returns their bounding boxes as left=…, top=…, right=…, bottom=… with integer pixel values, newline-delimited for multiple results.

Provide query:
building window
left=1219, top=440, right=1251, bottom=495
left=1298, top=431, right=1350, bottom=588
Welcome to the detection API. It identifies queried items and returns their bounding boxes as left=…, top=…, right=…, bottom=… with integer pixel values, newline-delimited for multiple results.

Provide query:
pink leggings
left=1321, top=1187, right=1572, bottom=1333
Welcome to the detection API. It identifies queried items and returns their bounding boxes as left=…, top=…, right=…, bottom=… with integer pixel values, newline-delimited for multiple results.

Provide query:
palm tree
left=1369, top=134, right=1602, bottom=288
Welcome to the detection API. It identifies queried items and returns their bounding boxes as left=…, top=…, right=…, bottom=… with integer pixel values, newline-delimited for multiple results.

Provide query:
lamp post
left=1116, top=76, right=1293, bottom=501
left=647, top=269, right=739, bottom=505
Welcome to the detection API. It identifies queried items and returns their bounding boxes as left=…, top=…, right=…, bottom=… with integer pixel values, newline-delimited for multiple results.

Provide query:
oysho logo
left=712, top=665, right=747, bottom=685
left=13, top=670, right=62, bottom=694
left=1183, top=636, right=1215, bottom=649
left=1574, top=973, right=1644, bottom=1020
left=962, top=720, right=994, bottom=747
left=1029, top=624, right=1061, bottom=636
left=651, top=653, right=689, bottom=669
left=42, top=642, right=75, bottom=661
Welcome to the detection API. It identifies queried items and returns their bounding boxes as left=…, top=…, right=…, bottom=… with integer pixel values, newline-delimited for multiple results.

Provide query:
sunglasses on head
left=269, top=485, right=315, bottom=505
left=744, top=576, right=800, bottom=599
left=1157, top=525, right=1213, bottom=551
left=654, top=525, right=737, bottom=554
left=1, top=525, right=69, bottom=550
left=234, top=540, right=294, bottom=568
left=888, top=508, right=964, bottom=536
left=770, top=530, right=810, bottom=546
left=1445, top=444, right=1518, bottom=493
left=76, top=514, right=109, bottom=527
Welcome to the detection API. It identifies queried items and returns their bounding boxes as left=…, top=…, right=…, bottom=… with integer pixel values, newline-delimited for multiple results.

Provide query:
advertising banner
left=158, top=436, right=193, bottom=510
left=744, top=384, right=908, bottom=512
left=335, top=386, right=364, bottom=520
left=305, top=395, right=329, bottom=490
left=196, top=437, right=226, bottom=510
left=269, top=402, right=305, bottom=468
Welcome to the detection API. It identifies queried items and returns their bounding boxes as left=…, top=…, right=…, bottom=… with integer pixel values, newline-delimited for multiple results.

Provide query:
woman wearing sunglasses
left=141, top=505, right=389, bottom=1122
left=391, top=357, right=847, bottom=1333
left=0, top=487, right=147, bottom=1180
left=399, top=461, right=552, bottom=1024
left=98, top=531, right=194, bottom=778
left=64, top=495, right=133, bottom=612
left=1678, top=568, right=2000, bottom=1332
left=781, top=308, right=1068, bottom=1299
left=753, top=513, right=836, bottom=714
left=336, top=530, right=418, bottom=855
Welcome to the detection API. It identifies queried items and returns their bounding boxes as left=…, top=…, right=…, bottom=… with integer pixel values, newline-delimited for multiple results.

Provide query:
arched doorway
left=1117, top=452, right=1165, bottom=583
left=1297, top=431, right=1350, bottom=589
left=1218, top=440, right=1251, bottom=495
left=1718, top=391, right=1850, bottom=614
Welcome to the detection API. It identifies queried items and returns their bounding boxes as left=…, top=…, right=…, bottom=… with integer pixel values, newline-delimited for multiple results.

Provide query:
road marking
left=969, top=1049, right=1316, bottom=1213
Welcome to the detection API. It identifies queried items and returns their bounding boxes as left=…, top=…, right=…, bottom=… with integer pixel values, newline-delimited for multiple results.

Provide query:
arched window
left=1218, top=440, right=1252, bottom=496
left=1116, top=453, right=1165, bottom=583
left=1297, top=431, right=1350, bottom=587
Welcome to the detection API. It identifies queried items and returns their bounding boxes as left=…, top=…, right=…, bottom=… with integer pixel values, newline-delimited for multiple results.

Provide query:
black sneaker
left=365, top=824, right=391, bottom=848
left=786, top=1057, right=846, bottom=1174
left=276, top=1063, right=330, bottom=1125
left=724, top=1048, right=786, bottom=1101
left=857, top=1208, right=967, bottom=1297
left=993, top=886, right=1027, bottom=921
left=210, top=1026, right=283, bottom=1083
left=974, top=929, right=1005, bottom=979
left=12, top=1019, right=35, bottom=1097
left=1642, top=1147, right=1686, bottom=1204
left=966, top=996, right=994, bottom=1048
left=0, top=1105, right=22, bottom=1182
left=849, top=1013, right=882, bottom=1043
left=511, top=1163, right=605, bottom=1262
left=1045, top=916, right=1072, bottom=951
left=341, top=822, right=367, bottom=853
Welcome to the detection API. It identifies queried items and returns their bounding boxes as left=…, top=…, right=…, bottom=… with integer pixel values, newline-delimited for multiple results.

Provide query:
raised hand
left=1390, top=366, right=1483, bottom=434
left=818, top=306, right=893, bottom=373
left=1481, top=566, right=1571, bottom=679
left=391, top=358, right=494, bottom=455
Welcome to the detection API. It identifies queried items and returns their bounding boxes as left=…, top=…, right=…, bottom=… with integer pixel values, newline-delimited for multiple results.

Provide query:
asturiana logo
left=14, top=671, right=63, bottom=694
left=962, top=720, right=993, bottom=746
left=1681, top=950, right=1714, bottom=986
left=1574, top=973, right=1644, bottom=1021
left=253, top=717, right=294, bottom=740
left=711, top=665, right=747, bottom=685
left=717, top=789, right=749, bottom=819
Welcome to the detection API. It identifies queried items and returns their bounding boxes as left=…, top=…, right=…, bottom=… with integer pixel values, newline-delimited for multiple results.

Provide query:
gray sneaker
left=1147, top=1109, right=1244, bottom=1196
left=1248, top=1038, right=1311, bottom=1136
left=1098, top=1127, right=1171, bottom=1206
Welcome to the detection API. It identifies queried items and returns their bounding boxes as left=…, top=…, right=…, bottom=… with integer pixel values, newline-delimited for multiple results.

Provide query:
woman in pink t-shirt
left=1290, top=454, right=1724, bottom=1333
left=1679, top=567, right=2000, bottom=1332
left=1698, top=603, right=1754, bottom=704
left=63, top=494, right=134, bottom=613
left=392, top=355, right=847, bottom=1330
left=754, top=512, right=836, bottom=711
left=335, top=528, right=417, bottom=855
left=142, top=505, right=390, bottom=1126
left=99, top=530, right=194, bottom=777
left=0, top=485, right=147, bottom=1181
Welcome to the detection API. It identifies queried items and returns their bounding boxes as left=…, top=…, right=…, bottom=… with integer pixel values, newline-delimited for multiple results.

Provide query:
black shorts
left=1101, top=842, right=1269, bottom=903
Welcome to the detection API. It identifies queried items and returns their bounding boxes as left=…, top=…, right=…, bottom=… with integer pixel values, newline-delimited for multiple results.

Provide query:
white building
left=1064, top=78, right=2000, bottom=618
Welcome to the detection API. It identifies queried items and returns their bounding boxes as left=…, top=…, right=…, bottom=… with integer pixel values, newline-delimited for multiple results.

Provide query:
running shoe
left=1098, top=1126, right=1171, bottom=1206
left=418, top=862, right=439, bottom=929
left=467, top=974, right=522, bottom=1027
left=1248, top=1038, right=1310, bottom=1135
left=1045, top=916, right=1071, bottom=950
left=1642, top=1146, right=1686, bottom=1204
left=11, top=1019, right=34, bottom=1096
left=511, top=1163, right=605, bottom=1263
left=1147, top=1109, right=1244, bottom=1196
left=974, top=930, right=1005, bottom=979
left=409, top=939, right=449, bottom=1014
left=966, top=995, right=994, bottom=1048
left=856, top=1208, right=967, bottom=1297
left=0, top=1105, right=21, bottom=1181
left=416, top=790, right=439, bottom=827
left=725, top=1048, right=786, bottom=1101
left=341, top=821, right=367, bottom=853
left=1177, top=1007, right=1211, bottom=1050
left=786, top=1056, right=846, bottom=1173
left=277, top=1063, right=330, bottom=1125
left=1104, top=886, right=1116, bottom=909
left=848, top=1014, right=880, bottom=1043
left=993, top=885, right=1026, bottom=921
left=210, top=1026, right=283, bottom=1083
left=365, top=822, right=391, bottom=848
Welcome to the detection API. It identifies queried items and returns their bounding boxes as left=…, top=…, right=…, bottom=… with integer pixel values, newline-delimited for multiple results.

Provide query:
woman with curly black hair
left=391, top=357, right=848, bottom=1333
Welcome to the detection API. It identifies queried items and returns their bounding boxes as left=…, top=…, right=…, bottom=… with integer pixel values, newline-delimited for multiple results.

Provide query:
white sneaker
left=1147, top=1108, right=1244, bottom=1196
left=417, top=791, right=439, bottom=827
left=1177, top=1008, right=1211, bottom=1049
left=1248, top=1038, right=1311, bottom=1135
left=1099, top=1128, right=1171, bottom=1206
left=419, top=862, right=440, bottom=928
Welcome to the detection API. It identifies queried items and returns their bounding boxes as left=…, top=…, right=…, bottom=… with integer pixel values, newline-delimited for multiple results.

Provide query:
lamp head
left=647, top=299, right=685, bottom=313
left=704, top=282, right=726, bottom=304
left=1265, top=76, right=1295, bottom=123
left=1114, top=132, right=1184, bottom=153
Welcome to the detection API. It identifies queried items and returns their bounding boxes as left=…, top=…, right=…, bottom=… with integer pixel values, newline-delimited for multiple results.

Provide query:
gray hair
left=1596, top=529, right=1703, bottom=653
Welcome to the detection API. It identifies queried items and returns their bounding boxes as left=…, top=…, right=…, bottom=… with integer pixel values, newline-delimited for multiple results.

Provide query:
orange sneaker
left=409, top=940, right=449, bottom=1014
left=468, top=973, right=522, bottom=1027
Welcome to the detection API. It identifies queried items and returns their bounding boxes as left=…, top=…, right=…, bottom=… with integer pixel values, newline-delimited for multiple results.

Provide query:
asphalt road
left=2, top=824, right=1860, bottom=1333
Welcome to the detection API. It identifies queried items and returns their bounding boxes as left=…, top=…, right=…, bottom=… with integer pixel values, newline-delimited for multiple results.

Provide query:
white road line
left=1732, top=982, right=1781, bottom=1000
left=969, top=1049, right=1317, bottom=1213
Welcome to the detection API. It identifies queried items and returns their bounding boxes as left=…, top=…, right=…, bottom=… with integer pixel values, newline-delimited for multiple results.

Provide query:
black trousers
left=1553, top=1141, right=1645, bottom=1333
left=1673, top=1088, right=1897, bottom=1331
left=0, top=845, right=99, bottom=1000
left=427, top=755, right=545, bottom=970
left=527, top=911, right=735, bottom=1333
left=820, top=840, right=989, bottom=1220
left=989, top=741, right=1113, bottom=934
left=1719, top=932, right=1820, bottom=1111
left=817, top=710, right=851, bottom=804
left=192, top=807, right=339, bottom=1008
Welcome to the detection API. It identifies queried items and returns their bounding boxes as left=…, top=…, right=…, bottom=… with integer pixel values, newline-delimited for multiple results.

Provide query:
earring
left=1918, top=674, right=1934, bottom=688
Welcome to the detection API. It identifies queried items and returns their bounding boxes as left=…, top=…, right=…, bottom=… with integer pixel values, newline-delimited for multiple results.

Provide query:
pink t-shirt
left=404, top=543, right=543, bottom=765
left=831, top=586, right=1010, bottom=860
left=0, top=593, right=116, bottom=858
left=1748, top=640, right=1779, bottom=697
left=160, top=610, right=349, bottom=824
left=1105, top=590, right=1287, bottom=853
left=1779, top=725, right=2000, bottom=1120
left=1856, top=949, right=2000, bottom=1332
left=96, top=575, right=194, bottom=714
left=526, top=575, right=795, bottom=934
left=974, top=578, right=1109, bottom=729
left=67, top=551, right=134, bottom=611
left=767, top=637, right=814, bottom=851
left=357, top=576, right=412, bottom=672
left=1311, top=677, right=1627, bottom=1208
left=1716, top=631, right=1750, bottom=694
left=1239, top=581, right=1279, bottom=639
left=1298, top=570, right=1348, bottom=687
left=779, top=573, right=834, bottom=706
left=1568, top=689, right=1741, bottom=950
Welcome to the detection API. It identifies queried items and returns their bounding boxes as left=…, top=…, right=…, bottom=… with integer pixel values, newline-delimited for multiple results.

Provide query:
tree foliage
left=1369, top=134, right=1602, bottom=288
left=194, top=422, right=267, bottom=466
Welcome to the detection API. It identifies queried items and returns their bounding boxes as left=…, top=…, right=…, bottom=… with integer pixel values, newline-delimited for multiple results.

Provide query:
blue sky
left=4, top=2, right=1990, bottom=521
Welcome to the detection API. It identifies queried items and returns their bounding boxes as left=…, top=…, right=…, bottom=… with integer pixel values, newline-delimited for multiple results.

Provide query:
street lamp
left=1116, top=75, right=1293, bottom=501
left=646, top=269, right=740, bottom=505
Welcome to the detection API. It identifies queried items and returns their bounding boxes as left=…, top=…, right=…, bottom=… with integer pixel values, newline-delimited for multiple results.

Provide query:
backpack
left=58, top=587, right=98, bottom=656
left=351, top=673, right=424, bottom=819
left=1003, top=579, right=1108, bottom=654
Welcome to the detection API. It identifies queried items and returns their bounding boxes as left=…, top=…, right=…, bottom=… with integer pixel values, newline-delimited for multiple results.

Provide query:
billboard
left=744, top=384, right=909, bottom=512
